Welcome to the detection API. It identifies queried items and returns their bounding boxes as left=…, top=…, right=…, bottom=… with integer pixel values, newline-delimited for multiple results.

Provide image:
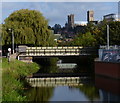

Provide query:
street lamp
left=9, top=28, right=14, bottom=54
left=107, top=25, right=109, bottom=50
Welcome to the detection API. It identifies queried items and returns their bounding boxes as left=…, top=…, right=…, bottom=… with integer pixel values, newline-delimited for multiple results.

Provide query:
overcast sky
left=2, top=2, right=118, bottom=27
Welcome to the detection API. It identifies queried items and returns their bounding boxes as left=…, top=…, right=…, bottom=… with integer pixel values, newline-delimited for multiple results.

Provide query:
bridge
left=17, top=45, right=97, bottom=62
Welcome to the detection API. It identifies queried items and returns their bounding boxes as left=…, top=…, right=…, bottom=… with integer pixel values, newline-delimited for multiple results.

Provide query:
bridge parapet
left=18, top=46, right=97, bottom=57
left=26, top=46, right=83, bottom=50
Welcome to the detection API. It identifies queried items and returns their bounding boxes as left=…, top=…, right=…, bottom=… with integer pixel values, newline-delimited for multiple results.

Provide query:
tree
left=85, top=21, right=120, bottom=46
left=109, top=21, right=120, bottom=45
left=96, top=21, right=120, bottom=46
left=53, top=24, right=61, bottom=34
left=2, top=9, right=56, bottom=46
left=71, top=32, right=96, bottom=47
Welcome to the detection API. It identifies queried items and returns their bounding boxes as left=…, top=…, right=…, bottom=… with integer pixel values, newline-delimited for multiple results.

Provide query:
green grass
left=2, top=58, right=40, bottom=101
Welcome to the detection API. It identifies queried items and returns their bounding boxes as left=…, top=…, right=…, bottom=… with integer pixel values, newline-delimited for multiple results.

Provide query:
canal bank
left=2, top=58, right=40, bottom=101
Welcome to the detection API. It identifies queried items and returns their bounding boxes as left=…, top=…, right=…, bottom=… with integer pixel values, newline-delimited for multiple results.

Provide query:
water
left=25, top=78, right=120, bottom=102
left=50, top=86, right=92, bottom=101
left=25, top=60, right=120, bottom=102
left=25, top=83, right=100, bottom=102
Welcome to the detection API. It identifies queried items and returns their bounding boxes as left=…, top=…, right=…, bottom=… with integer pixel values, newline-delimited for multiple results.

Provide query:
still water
left=25, top=82, right=100, bottom=102
left=25, top=62, right=120, bottom=102
left=25, top=78, right=120, bottom=102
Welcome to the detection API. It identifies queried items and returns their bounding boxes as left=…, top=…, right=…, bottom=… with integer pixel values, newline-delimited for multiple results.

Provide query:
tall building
left=103, top=13, right=116, bottom=22
left=68, top=14, right=74, bottom=28
left=87, top=10, right=94, bottom=22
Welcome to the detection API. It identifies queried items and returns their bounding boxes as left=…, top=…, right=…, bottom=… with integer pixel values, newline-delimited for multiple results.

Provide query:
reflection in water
left=50, top=86, right=89, bottom=101
left=25, top=60, right=100, bottom=102
left=99, top=89, right=120, bottom=102
left=25, top=57, right=120, bottom=102
left=75, top=84, right=100, bottom=101
left=38, top=66, right=58, bottom=73
left=25, top=79, right=100, bottom=102
left=25, top=87, right=54, bottom=102
left=95, top=75, right=120, bottom=102
left=25, top=76, right=120, bottom=102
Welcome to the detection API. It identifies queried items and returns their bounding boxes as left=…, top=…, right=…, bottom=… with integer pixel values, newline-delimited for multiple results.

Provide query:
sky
left=1, top=2, right=119, bottom=27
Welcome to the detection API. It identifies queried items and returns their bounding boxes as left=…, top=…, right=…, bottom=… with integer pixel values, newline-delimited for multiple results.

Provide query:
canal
left=25, top=57, right=120, bottom=102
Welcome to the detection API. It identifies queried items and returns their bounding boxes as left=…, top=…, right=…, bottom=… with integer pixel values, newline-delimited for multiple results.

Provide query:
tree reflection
left=38, top=65, right=58, bottom=73
left=74, top=84, right=100, bottom=101
left=34, top=57, right=58, bottom=73
left=25, top=87, right=54, bottom=102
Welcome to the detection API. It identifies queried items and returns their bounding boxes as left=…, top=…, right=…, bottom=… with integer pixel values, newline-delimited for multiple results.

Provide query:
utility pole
left=9, top=29, right=14, bottom=54
left=107, top=25, right=110, bottom=50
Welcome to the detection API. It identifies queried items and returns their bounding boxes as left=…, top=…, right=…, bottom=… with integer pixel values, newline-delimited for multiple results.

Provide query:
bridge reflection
left=26, top=76, right=89, bottom=87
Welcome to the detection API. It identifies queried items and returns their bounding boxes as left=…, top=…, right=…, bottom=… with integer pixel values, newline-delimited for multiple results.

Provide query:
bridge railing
left=18, top=46, right=98, bottom=56
left=25, top=49, right=80, bottom=56
left=26, top=46, right=83, bottom=50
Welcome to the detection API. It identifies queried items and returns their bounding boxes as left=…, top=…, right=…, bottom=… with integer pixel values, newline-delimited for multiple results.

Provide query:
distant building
left=68, top=14, right=74, bottom=28
left=74, top=21, right=88, bottom=26
left=88, top=21, right=98, bottom=25
left=53, top=34, right=62, bottom=42
left=87, top=10, right=94, bottom=22
left=103, top=13, right=117, bottom=22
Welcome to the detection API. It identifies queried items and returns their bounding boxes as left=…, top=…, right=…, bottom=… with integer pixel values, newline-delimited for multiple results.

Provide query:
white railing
left=18, top=46, right=96, bottom=57
left=100, top=45, right=120, bottom=49
left=26, top=46, right=83, bottom=50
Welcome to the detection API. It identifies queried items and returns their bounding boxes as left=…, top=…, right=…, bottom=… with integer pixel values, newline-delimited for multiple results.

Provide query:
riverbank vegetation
left=2, top=58, right=40, bottom=101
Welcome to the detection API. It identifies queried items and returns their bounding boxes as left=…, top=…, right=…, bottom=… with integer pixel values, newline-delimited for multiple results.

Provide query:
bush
left=2, top=58, right=40, bottom=101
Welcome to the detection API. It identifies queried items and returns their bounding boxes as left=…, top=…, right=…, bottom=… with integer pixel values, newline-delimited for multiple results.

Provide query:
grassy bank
left=2, top=58, right=40, bottom=101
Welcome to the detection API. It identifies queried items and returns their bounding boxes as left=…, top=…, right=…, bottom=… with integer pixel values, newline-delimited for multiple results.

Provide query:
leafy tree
left=109, top=21, right=120, bottom=45
left=71, top=32, right=96, bottom=47
left=84, top=21, right=120, bottom=46
left=2, top=9, right=56, bottom=46
left=53, top=24, right=61, bottom=34
left=96, top=21, right=120, bottom=46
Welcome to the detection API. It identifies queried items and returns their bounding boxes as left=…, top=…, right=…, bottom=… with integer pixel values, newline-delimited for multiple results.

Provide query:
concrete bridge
left=17, top=45, right=97, bottom=62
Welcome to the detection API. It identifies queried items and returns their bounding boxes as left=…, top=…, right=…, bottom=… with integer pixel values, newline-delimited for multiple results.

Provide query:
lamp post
left=107, top=25, right=109, bottom=50
left=9, top=29, right=14, bottom=54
